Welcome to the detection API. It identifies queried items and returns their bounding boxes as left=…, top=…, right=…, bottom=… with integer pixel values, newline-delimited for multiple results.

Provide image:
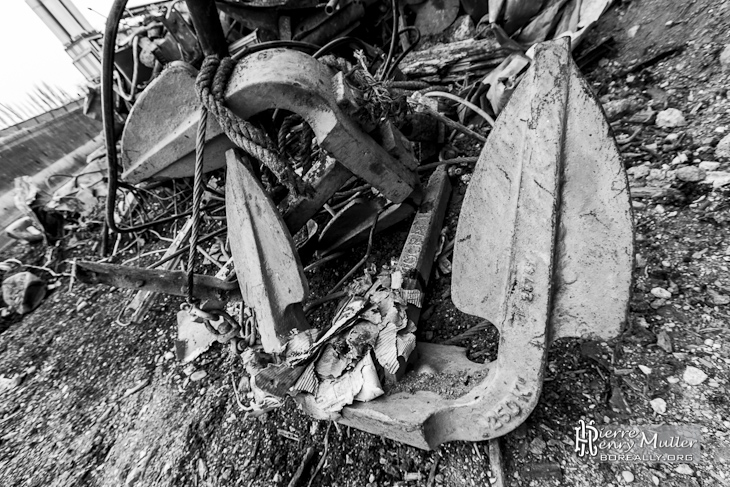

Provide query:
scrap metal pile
left=66, top=0, right=632, bottom=450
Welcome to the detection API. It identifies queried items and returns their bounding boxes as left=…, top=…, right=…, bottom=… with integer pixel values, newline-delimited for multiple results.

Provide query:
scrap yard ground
left=1, top=0, right=730, bottom=486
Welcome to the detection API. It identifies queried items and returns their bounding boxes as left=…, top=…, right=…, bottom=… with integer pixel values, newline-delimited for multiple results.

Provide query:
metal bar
left=75, top=261, right=240, bottom=302
left=185, top=0, right=228, bottom=58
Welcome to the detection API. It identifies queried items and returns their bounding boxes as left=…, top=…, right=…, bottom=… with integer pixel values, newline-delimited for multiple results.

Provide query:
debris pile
left=278, top=264, right=417, bottom=417
left=58, top=0, right=629, bottom=450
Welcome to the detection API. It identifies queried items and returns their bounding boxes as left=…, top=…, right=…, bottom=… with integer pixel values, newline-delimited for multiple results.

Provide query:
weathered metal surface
left=317, top=198, right=378, bottom=251
left=120, top=63, right=235, bottom=183
left=398, top=166, right=451, bottom=291
left=281, top=156, right=353, bottom=235
left=224, top=48, right=420, bottom=204
left=185, top=0, right=228, bottom=58
left=122, top=217, right=193, bottom=325
left=333, top=38, right=633, bottom=449
left=294, top=1, right=365, bottom=45
left=225, top=149, right=311, bottom=354
left=161, top=8, right=202, bottom=63
left=550, top=56, right=634, bottom=340
left=318, top=202, right=417, bottom=256
left=75, top=261, right=240, bottom=302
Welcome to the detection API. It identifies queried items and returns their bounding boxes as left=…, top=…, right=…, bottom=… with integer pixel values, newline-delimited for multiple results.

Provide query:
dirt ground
left=2, top=0, right=730, bottom=486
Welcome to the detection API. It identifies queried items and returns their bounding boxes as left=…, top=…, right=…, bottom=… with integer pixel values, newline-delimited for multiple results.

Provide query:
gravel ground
left=1, top=1, right=730, bottom=486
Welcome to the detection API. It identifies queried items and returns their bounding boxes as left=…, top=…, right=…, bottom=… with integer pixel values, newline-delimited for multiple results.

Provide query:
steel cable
left=187, top=106, right=207, bottom=303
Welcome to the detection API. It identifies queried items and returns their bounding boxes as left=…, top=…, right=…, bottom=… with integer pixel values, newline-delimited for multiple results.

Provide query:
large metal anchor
left=121, top=48, right=421, bottom=235
left=118, top=37, right=633, bottom=449
left=332, top=38, right=634, bottom=448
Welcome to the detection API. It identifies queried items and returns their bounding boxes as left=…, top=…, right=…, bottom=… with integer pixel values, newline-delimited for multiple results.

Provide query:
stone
left=0, top=375, right=23, bottom=393
left=675, top=166, right=706, bottom=182
left=197, top=458, right=208, bottom=479
left=621, top=470, right=635, bottom=483
left=650, top=287, right=671, bottom=299
left=530, top=436, right=547, bottom=456
left=699, top=161, right=721, bottom=171
left=163, top=351, right=175, bottom=361
left=670, top=153, right=688, bottom=165
left=674, top=464, right=694, bottom=475
left=638, top=365, right=652, bottom=375
left=627, top=164, right=651, bottom=179
left=647, top=169, right=667, bottom=182
left=657, top=330, right=673, bottom=353
left=602, top=98, right=641, bottom=122
left=720, top=44, right=730, bottom=72
left=655, top=108, right=686, bottom=128
left=715, top=133, right=730, bottom=158
left=704, top=171, right=730, bottom=188
left=649, top=398, right=666, bottom=414
left=627, top=25, right=640, bottom=38
left=190, top=370, right=207, bottom=382
left=682, top=366, right=707, bottom=386
left=709, top=289, right=730, bottom=305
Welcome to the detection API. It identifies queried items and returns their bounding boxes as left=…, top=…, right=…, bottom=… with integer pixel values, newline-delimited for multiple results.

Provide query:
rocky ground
left=1, top=0, right=730, bottom=486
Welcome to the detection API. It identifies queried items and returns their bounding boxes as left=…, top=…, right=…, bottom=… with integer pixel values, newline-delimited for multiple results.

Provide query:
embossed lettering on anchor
left=484, top=377, right=535, bottom=431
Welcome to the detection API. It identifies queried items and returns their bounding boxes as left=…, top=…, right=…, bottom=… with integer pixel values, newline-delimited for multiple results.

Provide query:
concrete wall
left=0, top=103, right=101, bottom=195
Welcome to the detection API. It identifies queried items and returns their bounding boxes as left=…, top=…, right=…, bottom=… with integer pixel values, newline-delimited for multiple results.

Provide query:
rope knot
left=195, top=54, right=313, bottom=198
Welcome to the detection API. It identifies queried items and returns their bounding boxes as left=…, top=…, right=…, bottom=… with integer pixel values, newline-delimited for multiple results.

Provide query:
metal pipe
left=325, top=0, right=340, bottom=15
left=184, top=0, right=228, bottom=58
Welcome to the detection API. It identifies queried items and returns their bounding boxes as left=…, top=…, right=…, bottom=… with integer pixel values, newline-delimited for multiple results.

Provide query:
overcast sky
left=0, top=0, right=127, bottom=109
